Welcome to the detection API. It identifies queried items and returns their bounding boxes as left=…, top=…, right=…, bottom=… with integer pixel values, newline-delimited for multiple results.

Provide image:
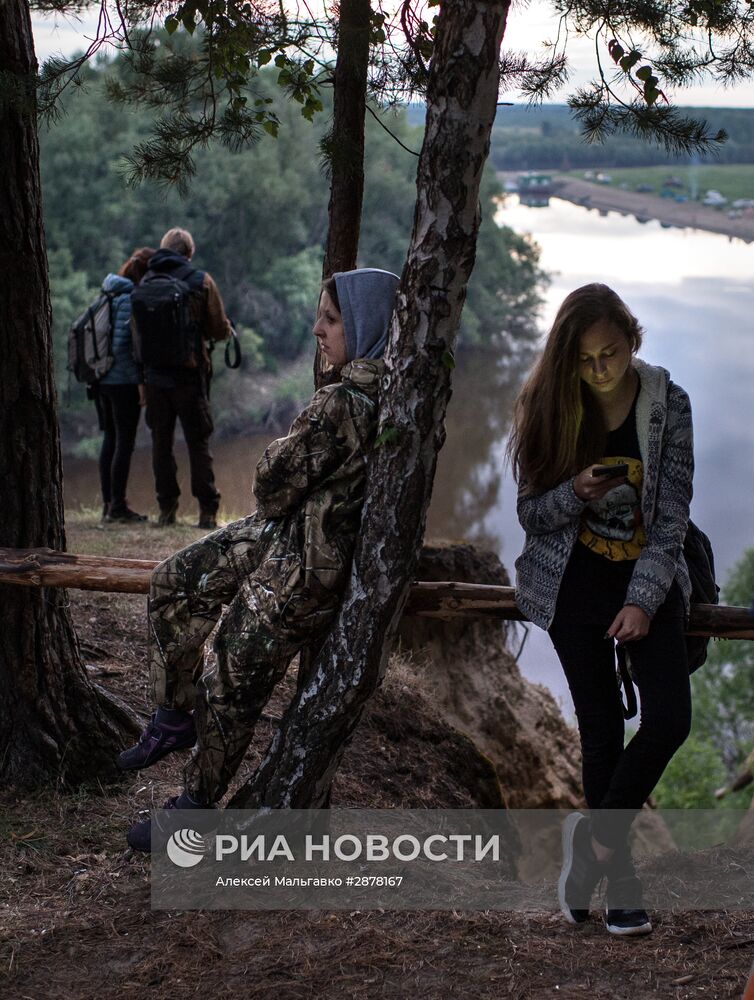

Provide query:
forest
left=43, top=54, right=545, bottom=452
left=480, top=103, right=754, bottom=170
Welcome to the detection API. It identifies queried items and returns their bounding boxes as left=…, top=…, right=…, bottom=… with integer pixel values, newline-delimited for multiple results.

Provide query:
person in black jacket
left=136, top=227, right=232, bottom=530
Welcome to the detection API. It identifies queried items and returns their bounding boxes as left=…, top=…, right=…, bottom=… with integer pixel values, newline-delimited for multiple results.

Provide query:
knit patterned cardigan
left=514, top=359, right=694, bottom=630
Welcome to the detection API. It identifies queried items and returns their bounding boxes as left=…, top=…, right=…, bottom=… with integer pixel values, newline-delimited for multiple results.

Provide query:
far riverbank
left=545, top=175, right=754, bottom=242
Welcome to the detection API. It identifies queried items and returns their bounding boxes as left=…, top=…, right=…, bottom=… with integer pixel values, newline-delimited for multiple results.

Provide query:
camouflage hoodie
left=245, top=358, right=383, bottom=637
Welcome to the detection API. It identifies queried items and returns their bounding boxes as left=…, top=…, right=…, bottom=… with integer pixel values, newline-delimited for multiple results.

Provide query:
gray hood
left=334, top=268, right=399, bottom=361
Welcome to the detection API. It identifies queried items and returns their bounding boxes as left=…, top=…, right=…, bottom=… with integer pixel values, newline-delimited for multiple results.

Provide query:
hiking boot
left=126, top=790, right=216, bottom=854
left=157, top=500, right=179, bottom=526
left=106, top=503, right=147, bottom=523
left=558, top=812, right=605, bottom=924
left=196, top=511, right=217, bottom=530
left=116, top=709, right=196, bottom=771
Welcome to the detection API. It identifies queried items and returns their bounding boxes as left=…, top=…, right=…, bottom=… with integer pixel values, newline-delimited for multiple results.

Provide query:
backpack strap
left=224, top=327, right=242, bottom=369
left=187, top=268, right=205, bottom=292
left=166, top=261, right=204, bottom=292
left=145, top=261, right=203, bottom=289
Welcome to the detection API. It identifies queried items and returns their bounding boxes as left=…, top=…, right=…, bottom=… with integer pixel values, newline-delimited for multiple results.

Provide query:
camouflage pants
left=148, top=514, right=324, bottom=804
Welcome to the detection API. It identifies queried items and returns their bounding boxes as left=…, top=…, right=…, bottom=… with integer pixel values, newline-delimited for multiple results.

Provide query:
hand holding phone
left=591, top=463, right=629, bottom=480
left=574, top=462, right=629, bottom=500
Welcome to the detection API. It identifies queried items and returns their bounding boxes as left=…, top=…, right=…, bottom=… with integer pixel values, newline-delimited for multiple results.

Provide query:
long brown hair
left=119, top=247, right=155, bottom=284
left=508, top=283, right=643, bottom=493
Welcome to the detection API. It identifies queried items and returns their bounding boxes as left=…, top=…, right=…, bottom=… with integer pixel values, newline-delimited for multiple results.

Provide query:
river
left=63, top=196, right=754, bottom=715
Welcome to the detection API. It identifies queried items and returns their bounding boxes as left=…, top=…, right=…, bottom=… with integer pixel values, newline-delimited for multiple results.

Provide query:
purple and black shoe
left=117, top=708, right=197, bottom=772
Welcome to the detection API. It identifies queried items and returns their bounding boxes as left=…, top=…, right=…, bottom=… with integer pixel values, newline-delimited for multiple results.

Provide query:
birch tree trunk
left=231, top=0, right=512, bottom=809
left=0, top=0, right=125, bottom=787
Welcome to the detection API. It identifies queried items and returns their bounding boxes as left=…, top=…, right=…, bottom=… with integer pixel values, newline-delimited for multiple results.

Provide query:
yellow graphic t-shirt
left=578, top=455, right=646, bottom=561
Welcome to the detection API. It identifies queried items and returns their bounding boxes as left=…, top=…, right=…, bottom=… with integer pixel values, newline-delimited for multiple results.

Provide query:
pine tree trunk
left=322, top=0, right=370, bottom=277
left=232, top=0, right=511, bottom=809
left=314, top=0, right=371, bottom=388
left=0, top=0, right=125, bottom=787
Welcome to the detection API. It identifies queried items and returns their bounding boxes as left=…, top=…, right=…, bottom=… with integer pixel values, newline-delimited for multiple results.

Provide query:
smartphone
left=591, top=463, right=629, bottom=480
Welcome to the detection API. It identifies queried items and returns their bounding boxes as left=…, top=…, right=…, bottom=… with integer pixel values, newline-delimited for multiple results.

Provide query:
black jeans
left=96, top=383, right=141, bottom=508
left=145, top=381, right=220, bottom=514
left=549, top=584, right=691, bottom=849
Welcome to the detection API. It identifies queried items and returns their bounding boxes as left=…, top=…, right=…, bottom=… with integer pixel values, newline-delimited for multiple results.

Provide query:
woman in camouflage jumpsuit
left=123, top=268, right=399, bottom=851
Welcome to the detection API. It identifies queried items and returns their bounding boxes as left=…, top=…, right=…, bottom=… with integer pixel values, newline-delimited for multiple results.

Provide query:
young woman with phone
left=508, top=283, right=694, bottom=936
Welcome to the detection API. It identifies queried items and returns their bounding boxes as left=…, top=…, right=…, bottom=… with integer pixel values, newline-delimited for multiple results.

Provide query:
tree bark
left=314, top=0, right=372, bottom=389
left=0, top=0, right=123, bottom=788
left=322, top=0, right=371, bottom=278
left=231, top=0, right=513, bottom=809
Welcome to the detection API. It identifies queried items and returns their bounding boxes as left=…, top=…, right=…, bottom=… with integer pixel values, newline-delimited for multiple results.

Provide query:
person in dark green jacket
left=120, top=267, right=399, bottom=852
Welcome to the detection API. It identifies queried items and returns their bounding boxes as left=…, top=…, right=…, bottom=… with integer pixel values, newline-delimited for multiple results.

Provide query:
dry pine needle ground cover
left=0, top=514, right=752, bottom=999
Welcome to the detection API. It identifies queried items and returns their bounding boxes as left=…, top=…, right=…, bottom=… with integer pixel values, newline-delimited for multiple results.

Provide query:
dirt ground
left=1, top=515, right=752, bottom=999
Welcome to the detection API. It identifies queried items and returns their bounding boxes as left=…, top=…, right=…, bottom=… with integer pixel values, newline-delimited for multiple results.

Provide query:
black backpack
left=618, top=519, right=718, bottom=718
left=67, top=290, right=116, bottom=384
left=683, top=519, right=719, bottom=674
left=130, top=263, right=203, bottom=369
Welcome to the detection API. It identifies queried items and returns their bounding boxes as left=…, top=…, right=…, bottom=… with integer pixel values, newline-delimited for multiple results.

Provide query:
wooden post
left=1, top=547, right=752, bottom=639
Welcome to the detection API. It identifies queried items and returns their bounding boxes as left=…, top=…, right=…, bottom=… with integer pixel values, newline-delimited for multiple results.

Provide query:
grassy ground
left=1, top=517, right=753, bottom=999
left=66, top=506, right=208, bottom=558
left=566, top=165, right=754, bottom=204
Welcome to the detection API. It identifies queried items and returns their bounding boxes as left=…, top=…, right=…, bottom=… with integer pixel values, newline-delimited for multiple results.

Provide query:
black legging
left=549, top=583, right=691, bottom=849
left=96, top=384, right=141, bottom=508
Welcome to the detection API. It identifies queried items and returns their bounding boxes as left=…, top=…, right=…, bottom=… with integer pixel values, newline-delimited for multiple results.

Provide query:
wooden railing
left=1, top=547, right=752, bottom=638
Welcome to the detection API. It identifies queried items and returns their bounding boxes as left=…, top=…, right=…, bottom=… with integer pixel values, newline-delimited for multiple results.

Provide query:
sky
left=31, top=0, right=754, bottom=109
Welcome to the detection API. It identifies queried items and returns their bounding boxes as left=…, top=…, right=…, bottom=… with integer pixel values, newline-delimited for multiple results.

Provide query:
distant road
left=500, top=173, right=754, bottom=243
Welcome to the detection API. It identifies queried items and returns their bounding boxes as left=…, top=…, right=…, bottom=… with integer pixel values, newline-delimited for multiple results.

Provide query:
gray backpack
left=68, top=290, right=116, bottom=384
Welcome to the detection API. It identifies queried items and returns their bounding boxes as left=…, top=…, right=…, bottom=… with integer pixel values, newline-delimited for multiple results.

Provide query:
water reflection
left=64, top=351, right=532, bottom=543
left=64, top=431, right=271, bottom=521
left=426, top=352, right=531, bottom=555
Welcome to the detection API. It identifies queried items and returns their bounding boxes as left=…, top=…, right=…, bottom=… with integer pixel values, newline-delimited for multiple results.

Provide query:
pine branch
left=569, top=86, right=727, bottom=155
